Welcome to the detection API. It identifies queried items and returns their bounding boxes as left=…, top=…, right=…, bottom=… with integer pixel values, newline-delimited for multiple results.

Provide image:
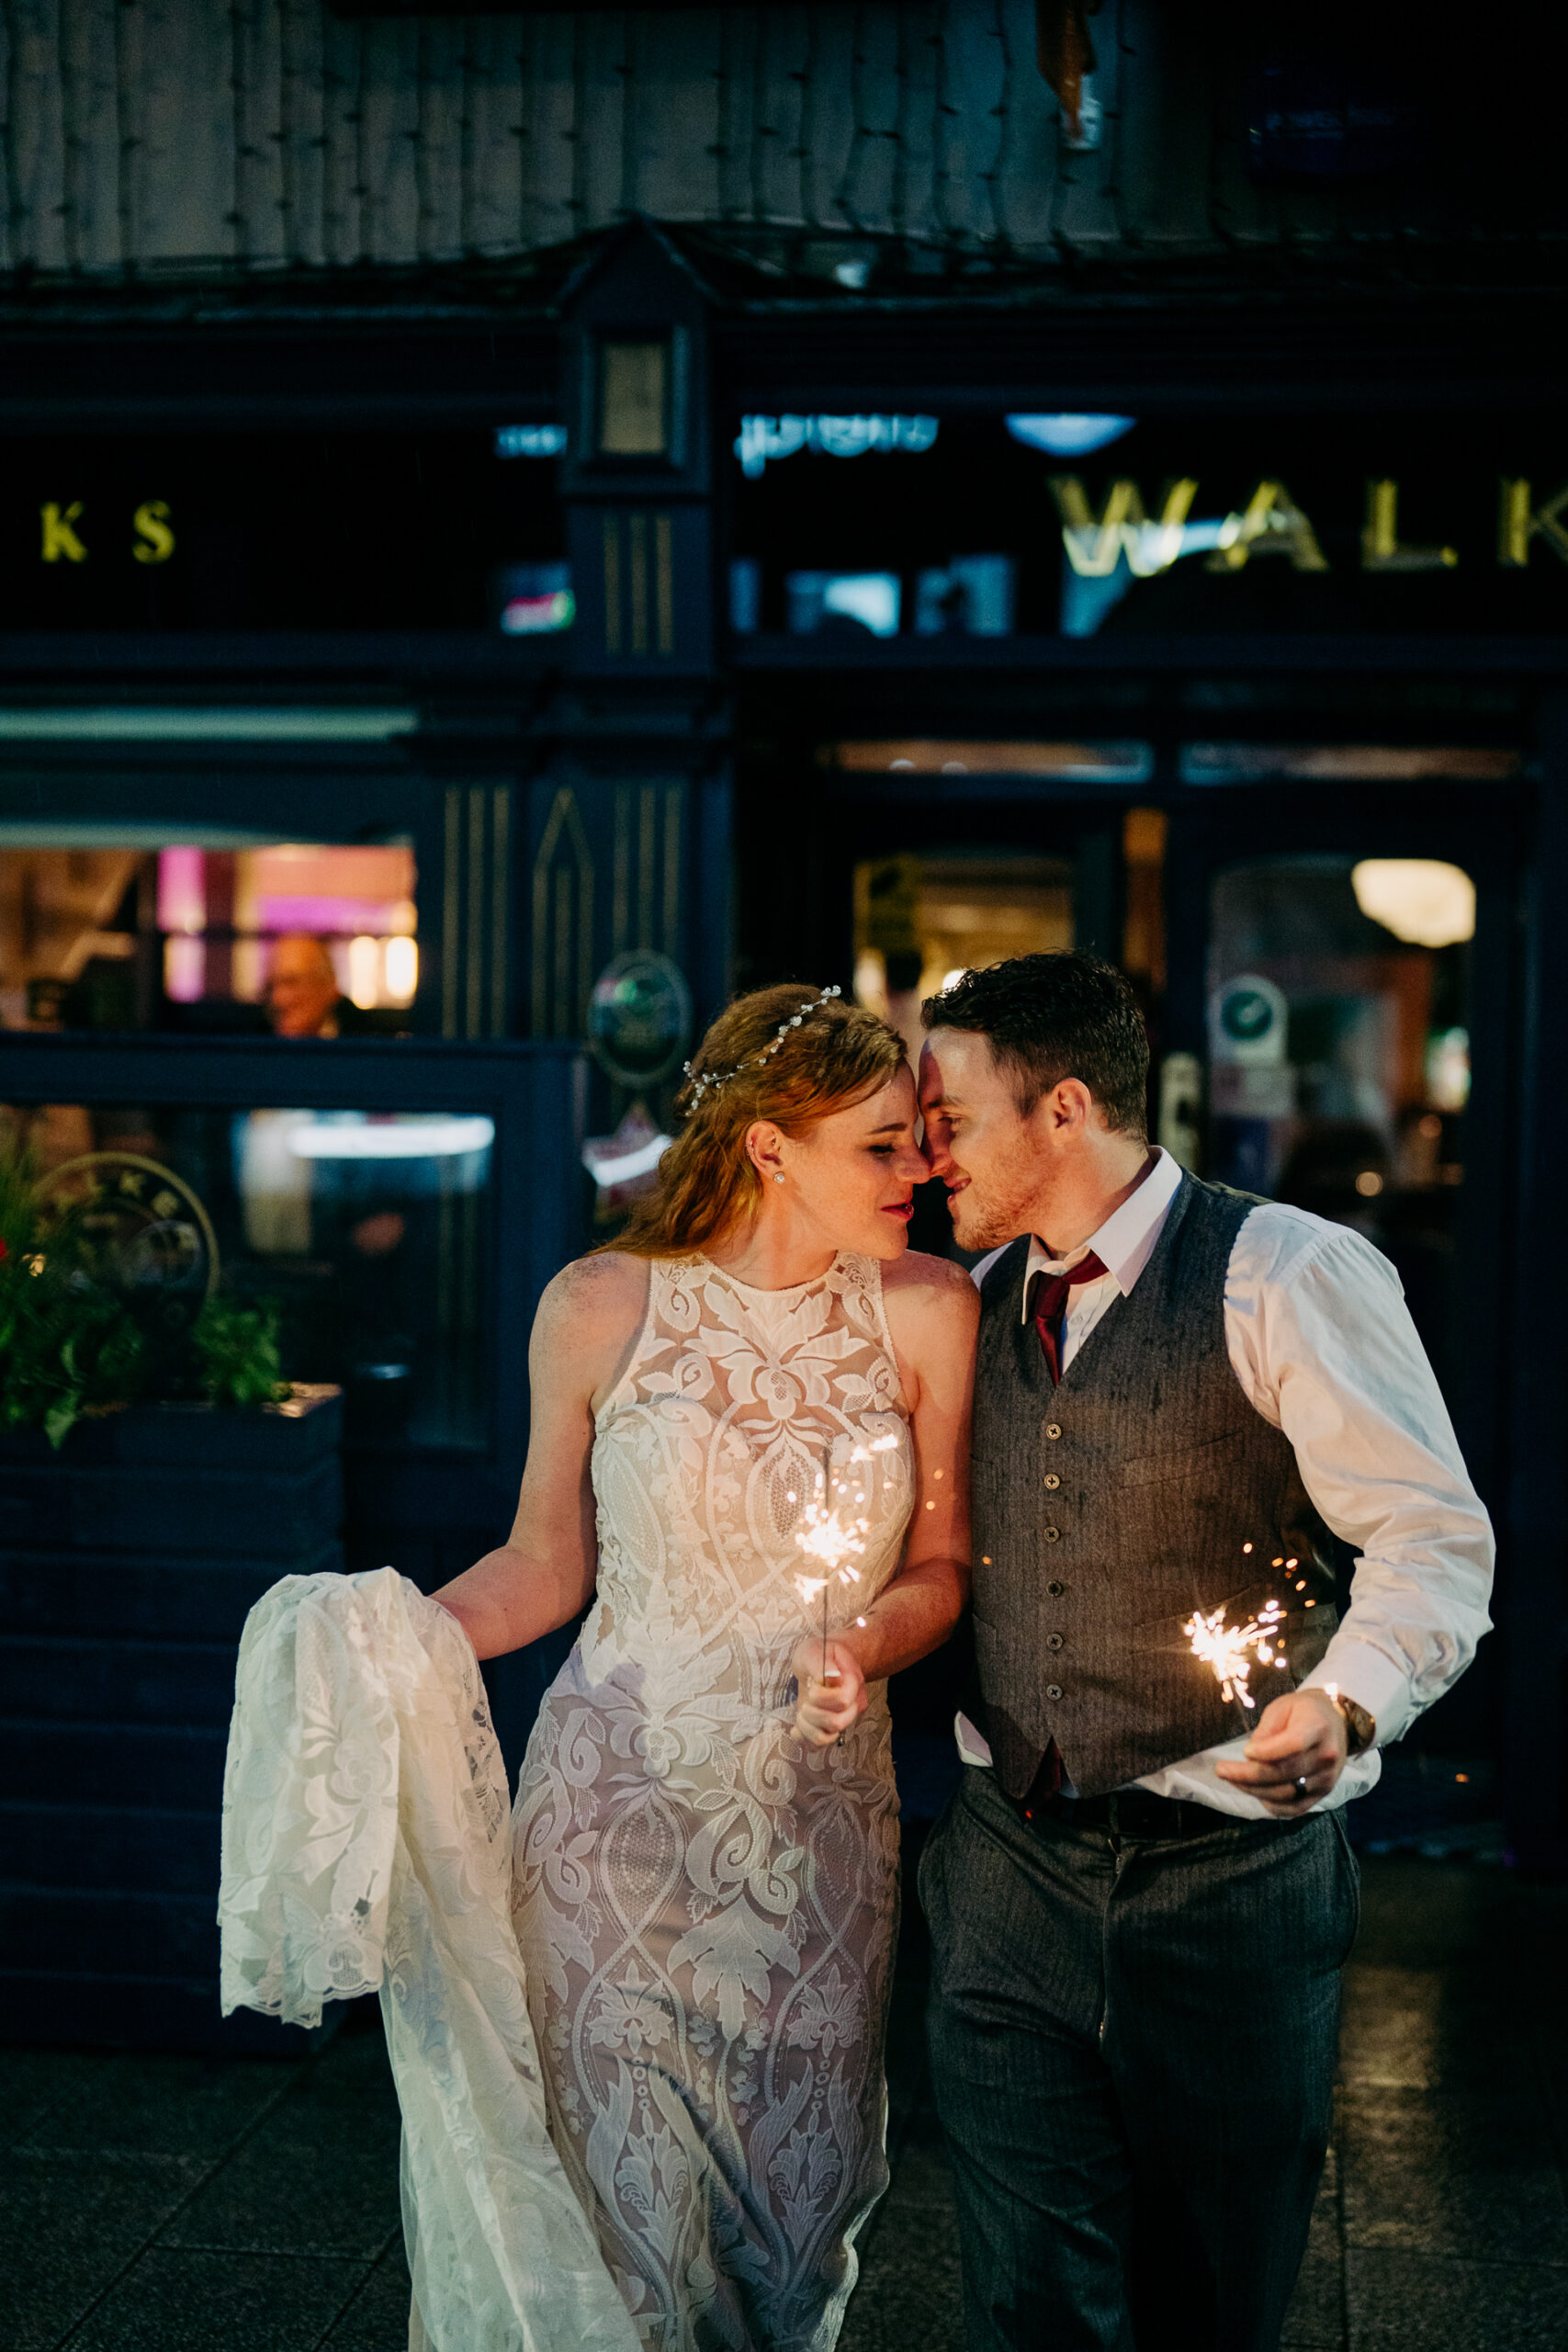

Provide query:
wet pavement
left=2, top=1854, right=1563, bottom=2352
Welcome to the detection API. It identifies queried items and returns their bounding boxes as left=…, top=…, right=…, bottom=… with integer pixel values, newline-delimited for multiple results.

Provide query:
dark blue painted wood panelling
left=0, top=1393, right=346, bottom=2051
left=0, top=1804, right=220, bottom=1894
left=0, top=1544, right=343, bottom=1640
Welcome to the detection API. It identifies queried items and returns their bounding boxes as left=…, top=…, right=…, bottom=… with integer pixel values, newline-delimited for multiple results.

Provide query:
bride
left=433, top=981, right=976, bottom=2352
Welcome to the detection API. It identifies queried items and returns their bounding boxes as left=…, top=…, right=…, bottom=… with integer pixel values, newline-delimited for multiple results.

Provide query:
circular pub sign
left=1210, top=973, right=1288, bottom=1067
left=39, top=1152, right=219, bottom=1305
left=587, top=952, right=693, bottom=1089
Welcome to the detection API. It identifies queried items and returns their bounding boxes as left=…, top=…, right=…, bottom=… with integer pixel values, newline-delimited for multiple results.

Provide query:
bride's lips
left=881, top=1200, right=915, bottom=1222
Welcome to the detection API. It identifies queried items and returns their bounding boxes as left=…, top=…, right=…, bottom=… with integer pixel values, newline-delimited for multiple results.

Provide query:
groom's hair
left=922, top=952, right=1149, bottom=1137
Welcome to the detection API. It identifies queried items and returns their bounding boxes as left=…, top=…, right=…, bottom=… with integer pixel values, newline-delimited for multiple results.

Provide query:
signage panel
left=731, top=412, right=1568, bottom=639
left=0, top=433, right=562, bottom=631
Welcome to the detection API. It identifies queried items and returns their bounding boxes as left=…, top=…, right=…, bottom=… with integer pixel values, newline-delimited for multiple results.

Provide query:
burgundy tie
left=1031, top=1250, right=1109, bottom=1385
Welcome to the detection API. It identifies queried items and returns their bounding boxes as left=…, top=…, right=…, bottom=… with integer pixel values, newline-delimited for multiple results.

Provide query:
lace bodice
left=581, top=1251, right=915, bottom=1717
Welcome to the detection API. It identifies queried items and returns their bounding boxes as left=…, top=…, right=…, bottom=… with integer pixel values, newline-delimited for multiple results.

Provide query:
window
left=1207, top=855, right=1472, bottom=1375
left=599, top=341, right=669, bottom=458
left=0, top=836, right=416, bottom=1035
left=853, top=853, right=1074, bottom=1061
left=1, top=1097, right=491, bottom=1455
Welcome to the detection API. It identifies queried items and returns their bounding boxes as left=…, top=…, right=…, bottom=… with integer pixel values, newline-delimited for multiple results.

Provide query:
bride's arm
left=431, top=1253, right=646, bottom=1661
left=795, top=1254, right=976, bottom=1743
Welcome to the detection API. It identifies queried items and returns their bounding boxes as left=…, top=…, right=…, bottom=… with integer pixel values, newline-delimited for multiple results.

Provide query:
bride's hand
left=791, top=1637, right=868, bottom=1747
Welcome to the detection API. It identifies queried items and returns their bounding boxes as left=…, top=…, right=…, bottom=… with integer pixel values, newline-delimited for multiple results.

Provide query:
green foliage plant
left=0, top=1145, right=288, bottom=1446
left=191, top=1297, right=290, bottom=1410
left=0, top=1146, right=145, bottom=1448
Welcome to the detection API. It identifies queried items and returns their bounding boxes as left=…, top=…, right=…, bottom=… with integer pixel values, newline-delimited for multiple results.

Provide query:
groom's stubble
left=946, top=1138, right=1047, bottom=1252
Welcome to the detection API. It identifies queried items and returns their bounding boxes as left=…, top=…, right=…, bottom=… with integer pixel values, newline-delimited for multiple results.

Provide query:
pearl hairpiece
left=682, top=985, right=843, bottom=1110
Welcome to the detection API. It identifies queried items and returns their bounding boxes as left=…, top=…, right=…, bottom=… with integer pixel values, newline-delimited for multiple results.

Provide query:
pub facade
left=1, top=0, right=1563, bottom=1878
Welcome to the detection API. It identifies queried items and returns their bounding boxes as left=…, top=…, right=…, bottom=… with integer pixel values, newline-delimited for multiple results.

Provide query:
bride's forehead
left=827, top=1065, right=915, bottom=1129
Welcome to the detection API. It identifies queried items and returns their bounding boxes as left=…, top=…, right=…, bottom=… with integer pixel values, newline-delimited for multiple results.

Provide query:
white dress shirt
left=959, top=1148, right=1495, bottom=1815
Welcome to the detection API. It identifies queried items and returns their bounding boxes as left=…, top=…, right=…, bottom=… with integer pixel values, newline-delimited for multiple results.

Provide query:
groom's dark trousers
left=921, top=1767, right=1359, bottom=2352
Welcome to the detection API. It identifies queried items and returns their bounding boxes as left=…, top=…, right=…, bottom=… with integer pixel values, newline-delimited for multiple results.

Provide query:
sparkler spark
left=1183, top=1596, right=1287, bottom=1711
left=792, top=1436, right=893, bottom=1687
left=795, top=1502, right=868, bottom=1575
left=794, top=1488, right=867, bottom=1682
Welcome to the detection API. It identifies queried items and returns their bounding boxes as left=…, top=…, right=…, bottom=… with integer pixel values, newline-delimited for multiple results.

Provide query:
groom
left=915, top=953, right=1493, bottom=2352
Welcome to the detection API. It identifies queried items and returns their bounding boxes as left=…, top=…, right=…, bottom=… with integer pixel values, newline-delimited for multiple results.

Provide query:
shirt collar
left=1019, top=1148, right=1185, bottom=1323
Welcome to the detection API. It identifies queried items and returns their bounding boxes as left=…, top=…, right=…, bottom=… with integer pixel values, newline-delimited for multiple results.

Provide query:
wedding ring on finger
left=1292, top=1775, right=1310, bottom=1800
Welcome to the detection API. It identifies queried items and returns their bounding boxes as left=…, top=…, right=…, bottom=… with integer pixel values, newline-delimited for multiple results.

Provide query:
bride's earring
left=773, top=1172, right=784, bottom=1184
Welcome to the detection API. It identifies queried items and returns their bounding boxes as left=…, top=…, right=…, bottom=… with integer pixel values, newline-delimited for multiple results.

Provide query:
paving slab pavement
left=2, top=1856, right=1562, bottom=2352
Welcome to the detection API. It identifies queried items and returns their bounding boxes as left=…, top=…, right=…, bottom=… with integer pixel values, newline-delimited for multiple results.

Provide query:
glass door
left=1204, top=852, right=1474, bottom=1385
left=820, top=744, right=1141, bottom=1261
left=1161, top=746, right=1525, bottom=1765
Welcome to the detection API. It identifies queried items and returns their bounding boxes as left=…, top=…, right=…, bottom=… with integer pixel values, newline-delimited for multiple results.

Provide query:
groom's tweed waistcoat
left=969, top=1171, right=1337, bottom=1799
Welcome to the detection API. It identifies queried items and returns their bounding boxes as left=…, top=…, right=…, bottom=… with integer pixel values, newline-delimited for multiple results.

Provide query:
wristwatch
left=1326, top=1689, right=1377, bottom=1757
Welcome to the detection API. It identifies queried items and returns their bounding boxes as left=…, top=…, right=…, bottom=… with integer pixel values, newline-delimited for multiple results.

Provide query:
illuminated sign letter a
left=40, top=502, right=87, bottom=562
left=1206, top=481, right=1328, bottom=573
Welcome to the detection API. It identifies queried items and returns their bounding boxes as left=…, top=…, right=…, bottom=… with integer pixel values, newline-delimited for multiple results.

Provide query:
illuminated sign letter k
left=40, top=502, right=87, bottom=562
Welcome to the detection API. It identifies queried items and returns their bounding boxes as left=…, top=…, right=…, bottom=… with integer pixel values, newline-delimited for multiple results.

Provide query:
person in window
left=249, top=936, right=409, bottom=1381
left=264, top=932, right=408, bottom=1039
left=265, top=933, right=354, bottom=1037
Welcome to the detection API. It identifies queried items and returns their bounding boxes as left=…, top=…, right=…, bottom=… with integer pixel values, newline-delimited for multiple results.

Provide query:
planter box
left=0, top=1387, right=344, bottom=2054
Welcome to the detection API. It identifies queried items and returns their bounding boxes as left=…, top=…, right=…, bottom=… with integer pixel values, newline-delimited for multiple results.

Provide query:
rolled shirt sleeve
left=1224, top=1208, right=1495, bottom=1747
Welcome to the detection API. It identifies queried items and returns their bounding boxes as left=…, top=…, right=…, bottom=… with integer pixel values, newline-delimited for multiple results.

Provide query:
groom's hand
left=1214, top=1688, right=1348, bottom=1815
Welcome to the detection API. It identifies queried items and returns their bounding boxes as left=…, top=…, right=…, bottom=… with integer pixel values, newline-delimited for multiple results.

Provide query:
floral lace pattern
left=220, top=1568, right=640, bottom=2352
left=512, top=1252, right=914, bottom=2352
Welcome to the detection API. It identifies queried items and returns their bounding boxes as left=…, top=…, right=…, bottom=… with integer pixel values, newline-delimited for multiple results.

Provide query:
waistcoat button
left=1046, top=1683, right=1064, bottom=1702
left=1045, top=1423, right=1062, bottom=1441
left=1047, top=1580, right=1065, bottom=1597
left=1043, top=1526, right=1061, bottom=1543
left=1046, top=1632, right=1065, bottom=1651
left=1043, top=1473, right=1060, bottom=1489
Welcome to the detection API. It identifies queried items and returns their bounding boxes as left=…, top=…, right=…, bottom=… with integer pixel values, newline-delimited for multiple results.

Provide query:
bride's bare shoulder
left=535, top=1250, right=650, bottom=1350
left=881, top=1250, right=980, bottom=1329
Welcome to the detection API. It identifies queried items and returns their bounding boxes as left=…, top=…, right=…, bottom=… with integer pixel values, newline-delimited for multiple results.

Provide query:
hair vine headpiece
left=682, top=985, right=843, bottom=1111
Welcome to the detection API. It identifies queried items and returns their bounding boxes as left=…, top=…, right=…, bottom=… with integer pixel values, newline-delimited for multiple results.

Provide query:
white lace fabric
left=513, top=1252, right=914, bottom=2351
left=219, top=1567, right=640, bottom=2352
left=218, top=1250, right=916, bottom=2352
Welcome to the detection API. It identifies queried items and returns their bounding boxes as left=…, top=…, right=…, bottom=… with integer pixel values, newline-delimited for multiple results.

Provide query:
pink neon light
left=164, top=936, right=206, bottom=1003
left=254, top=895, right=407, bottom=935
left=158, top=846, right=205, bottom=936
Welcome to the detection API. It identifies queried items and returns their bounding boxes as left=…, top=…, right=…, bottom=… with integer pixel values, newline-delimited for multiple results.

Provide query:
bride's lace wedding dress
left=511, top=1250, right=915, bottom=2352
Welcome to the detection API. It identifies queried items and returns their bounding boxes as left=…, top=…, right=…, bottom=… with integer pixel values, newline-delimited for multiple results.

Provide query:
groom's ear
left=1042, top=1078, right=1096, bottom=1135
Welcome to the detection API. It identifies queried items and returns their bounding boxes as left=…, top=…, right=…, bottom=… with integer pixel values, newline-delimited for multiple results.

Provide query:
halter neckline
left=694, top=1250, right=847, bottom=1298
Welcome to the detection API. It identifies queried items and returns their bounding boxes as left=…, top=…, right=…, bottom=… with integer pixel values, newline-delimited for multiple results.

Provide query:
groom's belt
left=1007, top=1780, right=1258, bottom=1841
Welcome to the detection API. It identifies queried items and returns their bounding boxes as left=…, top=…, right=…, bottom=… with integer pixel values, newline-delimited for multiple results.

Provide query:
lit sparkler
left=1182, top=1594, right=1288, bottom=1712
left=795, top=1462, right=867, bottom=1685
left=792, top=1433, right=898, bottom=1684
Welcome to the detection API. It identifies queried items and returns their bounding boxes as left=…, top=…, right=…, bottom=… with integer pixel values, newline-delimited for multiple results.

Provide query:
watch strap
left=1329, top=1690, right=1377, bottom=1756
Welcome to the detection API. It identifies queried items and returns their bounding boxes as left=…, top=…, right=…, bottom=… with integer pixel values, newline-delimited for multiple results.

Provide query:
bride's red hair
left=604, top=982, right=906, bottom=1261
